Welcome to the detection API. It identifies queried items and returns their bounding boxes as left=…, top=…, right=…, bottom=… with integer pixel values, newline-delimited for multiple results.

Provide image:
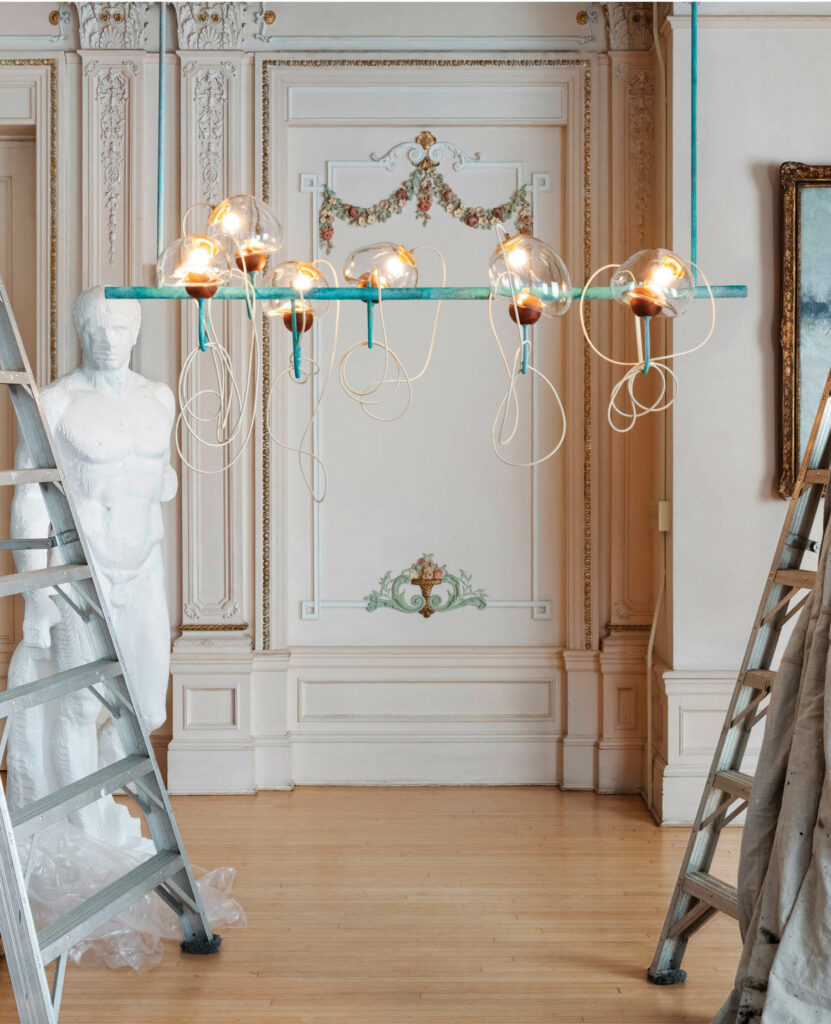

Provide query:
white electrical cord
left=337, top=247, right=447, bottom=421
left=266, top=258, right=341, bottom=503
left=175, top=266, right=260, bottom=474
left=488, top=225, right=567, bottom=467
left=579, top=261, right=715, bottom=433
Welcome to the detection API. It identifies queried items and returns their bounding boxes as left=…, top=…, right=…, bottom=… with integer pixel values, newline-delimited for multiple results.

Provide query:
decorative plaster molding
left=86, top=61, right=136, bottom=265
left=370, top=131, right=481, bottom=173
left=176, top=3, right=244, bottom=49
left=183, top=60, right=235, bottom=204
left=76, top=3, right=148, bottom=48
left=605, top=3, right=653, bottom=50
left=625, top=66, right=654, bottom=250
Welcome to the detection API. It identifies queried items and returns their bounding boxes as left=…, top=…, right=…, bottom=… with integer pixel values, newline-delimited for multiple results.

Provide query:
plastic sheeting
left=714, top=517, right=831, bottom=1022
left=24, top=821, right=245, bottom=972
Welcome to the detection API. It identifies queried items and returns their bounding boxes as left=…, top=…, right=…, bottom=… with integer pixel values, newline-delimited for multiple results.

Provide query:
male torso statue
left=7, top=286, right=177, bottom=845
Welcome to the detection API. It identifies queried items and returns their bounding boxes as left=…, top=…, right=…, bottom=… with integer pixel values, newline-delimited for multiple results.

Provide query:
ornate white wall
left=0, top=2, right=663, bottom=795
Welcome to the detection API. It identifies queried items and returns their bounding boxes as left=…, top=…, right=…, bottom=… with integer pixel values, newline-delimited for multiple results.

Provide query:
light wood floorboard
left=0, top=787, right=742, bottom=1023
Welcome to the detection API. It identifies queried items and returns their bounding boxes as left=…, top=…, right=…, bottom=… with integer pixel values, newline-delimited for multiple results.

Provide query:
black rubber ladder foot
left=647, top=967, right=687, bottom=985
left=181, top=933, right=222, bottom=955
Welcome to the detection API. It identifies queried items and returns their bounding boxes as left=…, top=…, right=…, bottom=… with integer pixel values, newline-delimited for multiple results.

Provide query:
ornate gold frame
left=779, top=162, right=831, bottom=498
left=260, top=58, right=592, bottom=650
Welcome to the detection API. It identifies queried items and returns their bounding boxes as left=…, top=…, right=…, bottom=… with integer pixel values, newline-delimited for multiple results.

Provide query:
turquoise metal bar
left=104, top=285, right=748, bottom=302
left=156, top=1, right=166, bottom=262
left=521, top=325, right=530, bottom=375
left=691, top=0, right=698, bottom=276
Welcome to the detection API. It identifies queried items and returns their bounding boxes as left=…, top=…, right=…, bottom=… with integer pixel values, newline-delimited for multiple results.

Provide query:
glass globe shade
left=610, top=249, right=694, bottom=319
left=156, top=235, right=230, bottom=299
left=488, top=234, right=572, bottom=321
left=265, top=261, right=329, bottom=333
left=343, top=242, right=418, bottom=289
left=207, top=194, right=283, bottom=274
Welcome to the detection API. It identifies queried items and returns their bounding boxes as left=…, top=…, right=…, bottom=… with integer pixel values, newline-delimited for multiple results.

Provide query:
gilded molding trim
left=778, top=162, right=831, bottom=498
left=260, top=58, right=593, bottom=652
left=0, top=60, right=58, bottom=382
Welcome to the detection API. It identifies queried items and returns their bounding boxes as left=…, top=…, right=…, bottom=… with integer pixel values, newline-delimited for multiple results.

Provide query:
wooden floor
left=0, top=787, right=742, bottom=1023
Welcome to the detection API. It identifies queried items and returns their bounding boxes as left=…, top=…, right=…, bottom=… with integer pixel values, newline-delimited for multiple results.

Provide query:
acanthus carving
left=76, top=3, right=148, bottom=48
left=176, top=3, right=244, bottom=49
left=184, top=61, right=235, bottom=205
left=625, top=66, right=654, bottom=249
left=88, top=62, right=136, bottom=265
left=605, top=3, right=653, bottom=51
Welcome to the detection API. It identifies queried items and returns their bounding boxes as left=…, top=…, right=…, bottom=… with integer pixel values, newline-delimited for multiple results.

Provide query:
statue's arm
left=154, top=381, right=178, bottom=503
left=10, top=388, right=67, bottom=647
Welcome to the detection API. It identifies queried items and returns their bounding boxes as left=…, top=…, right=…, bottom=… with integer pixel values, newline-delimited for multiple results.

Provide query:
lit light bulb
left=611, top=249, right=693, bottom=319
left=488, top=234, right=572, bottom=320
left=343, top=242, right=418, bottom=291
left=207, top=194, right=283, bottom=276
left=157, top=235, right=230, bottom=299
left=264, top=261, right=329, bottom=334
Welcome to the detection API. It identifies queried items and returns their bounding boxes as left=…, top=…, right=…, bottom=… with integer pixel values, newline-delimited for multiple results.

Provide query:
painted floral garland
left=319, top=168, right=532, bottom=255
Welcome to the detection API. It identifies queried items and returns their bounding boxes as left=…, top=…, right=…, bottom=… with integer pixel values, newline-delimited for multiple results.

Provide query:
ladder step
left=0, top=370, right=29, bottom=385
left=713, top=769, right=753, bottom=802
left=683, top=871, right=738, bottom=919
left=774, top=568, right=817, bottom=590
left=0, top=658, right=123, bottom=717
left=11, top=755, right=154, bottom=841
left=744, top=668, right=776, bottom=691
left=803, top=469, right=830, bottom=486
left=38, top=850, right=184, bottom=965
left=0, top=468, right=60, bottom=486
left=0, top=562, right=91, bottom=599
left=0, top=529, right=78, bottom=552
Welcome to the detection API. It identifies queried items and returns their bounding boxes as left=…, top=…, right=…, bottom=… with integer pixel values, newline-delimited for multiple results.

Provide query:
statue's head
left=74, top=286, right=141, bottom=371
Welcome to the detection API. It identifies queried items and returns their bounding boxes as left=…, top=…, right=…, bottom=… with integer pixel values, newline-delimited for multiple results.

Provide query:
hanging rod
left=104, top=285, right=747, bottom=302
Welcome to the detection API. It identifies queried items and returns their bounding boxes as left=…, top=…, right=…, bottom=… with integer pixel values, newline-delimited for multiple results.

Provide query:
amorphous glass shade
left=207, top=194, right=283, bottom=274
left=610, top=249, right=694, bottom=319
left=156, top=235, right=231, bottom=298
left=265, top=261, right=329, bottom=333
left=488, top=234, right=572, bottom=321
left=343, top=242, right=418, bottom=289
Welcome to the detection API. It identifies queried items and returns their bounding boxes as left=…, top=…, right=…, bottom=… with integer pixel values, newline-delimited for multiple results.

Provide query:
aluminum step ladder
left=0, top=274, right=220, bottom=1023
left=647, top=368, right=831, bottom=985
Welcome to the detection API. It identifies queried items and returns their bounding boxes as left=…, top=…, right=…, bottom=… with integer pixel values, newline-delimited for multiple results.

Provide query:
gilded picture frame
left=779, top=162, right=831, bottom=498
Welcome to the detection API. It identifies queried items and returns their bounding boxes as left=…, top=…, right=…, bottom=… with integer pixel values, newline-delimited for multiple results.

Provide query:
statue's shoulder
left=132, top=372, right=175, bottom=419
left=39, top=373, right=80, bottom=423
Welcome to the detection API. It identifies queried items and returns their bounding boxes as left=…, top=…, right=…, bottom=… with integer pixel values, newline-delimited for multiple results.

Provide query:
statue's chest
left=55, top=392, right=169, bottom=465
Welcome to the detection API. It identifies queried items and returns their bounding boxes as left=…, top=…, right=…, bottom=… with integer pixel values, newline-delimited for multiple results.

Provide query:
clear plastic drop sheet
left=23, top=821, right=245, bottom=972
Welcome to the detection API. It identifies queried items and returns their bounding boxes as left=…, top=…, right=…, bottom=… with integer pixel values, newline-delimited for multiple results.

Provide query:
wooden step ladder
left=647, top=369, right=831, bottom=985
left=0, top=274, right=220, bottom=1022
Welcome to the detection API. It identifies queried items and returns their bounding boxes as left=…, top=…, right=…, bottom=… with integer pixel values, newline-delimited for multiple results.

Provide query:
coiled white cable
left=579, top=260, right=715, bottom=433
left=266, top=258, right=341, bottom=503
left=175, top=266, right=260, bottom=474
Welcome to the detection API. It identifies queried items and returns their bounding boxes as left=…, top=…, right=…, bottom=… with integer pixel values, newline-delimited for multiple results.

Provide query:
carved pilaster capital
left=175, top=2, right=244, bottom=49
left=605, top=2, right=653, bottom=50
left=75, top=3, right=148, bottom=48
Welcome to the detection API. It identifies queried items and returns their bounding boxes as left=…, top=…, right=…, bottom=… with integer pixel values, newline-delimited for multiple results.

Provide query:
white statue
left=7, top=286, right=177, bottom=846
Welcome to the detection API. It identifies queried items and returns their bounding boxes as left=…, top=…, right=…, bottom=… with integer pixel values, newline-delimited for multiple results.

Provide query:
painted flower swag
left=319, top=167, right=532, bottom=254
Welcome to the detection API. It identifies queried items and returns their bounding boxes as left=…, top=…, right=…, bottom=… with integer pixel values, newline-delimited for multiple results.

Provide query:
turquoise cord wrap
left=642, top=317, right=651, bottom=375
left=197, top=299, right=207, bottom=352
left=290, top=299, right=301, bottom=379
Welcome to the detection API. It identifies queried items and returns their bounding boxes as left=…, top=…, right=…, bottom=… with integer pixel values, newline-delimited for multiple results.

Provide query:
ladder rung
left=0, top=529, right=78, bottom=552
left=713, top=769, right=753, bottom=802
left=11, top=755, right=154, bottom=841
left=0, top=658, right=122, bottom=717
left=0, top=468, right=60, bottom=486
left=38, top=850, right=184, bottom=965
left=774, top=568, right=817, bottom=590
left=744, top=668, right=776, bottom=691
left=0, top=562, right=91, bottom=599
left=683, top=871, right=738, bottom=919
left=0, top=370, right=29, bottom=385
left=803, top=469, right=830, bottom=486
